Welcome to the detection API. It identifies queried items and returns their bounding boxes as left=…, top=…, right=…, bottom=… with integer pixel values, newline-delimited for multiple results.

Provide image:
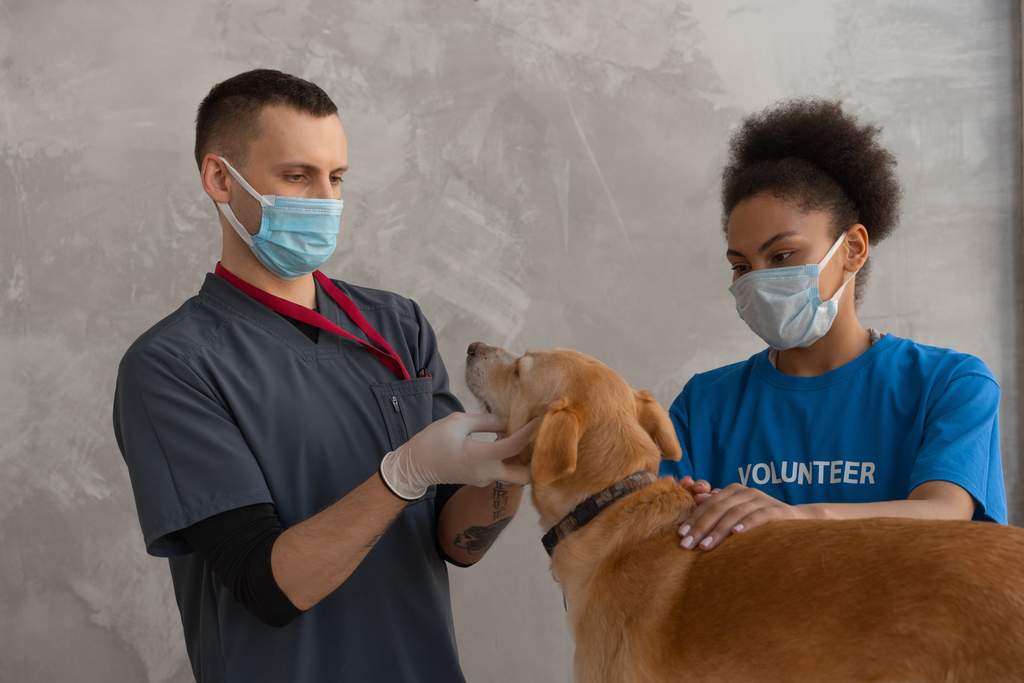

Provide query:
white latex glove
left=379, top=413, right=537, bottom=500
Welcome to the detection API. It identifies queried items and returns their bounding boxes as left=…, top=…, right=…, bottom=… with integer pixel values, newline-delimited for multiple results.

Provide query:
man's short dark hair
left=194, top=69, right=339, bottom=170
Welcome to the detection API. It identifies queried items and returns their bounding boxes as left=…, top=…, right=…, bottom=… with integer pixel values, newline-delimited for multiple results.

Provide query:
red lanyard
left=215, top=263, right=411, bottom=381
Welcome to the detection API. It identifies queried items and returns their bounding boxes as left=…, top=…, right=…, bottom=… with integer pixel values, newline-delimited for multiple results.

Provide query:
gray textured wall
left=1, top=1, right=1020, bottom=681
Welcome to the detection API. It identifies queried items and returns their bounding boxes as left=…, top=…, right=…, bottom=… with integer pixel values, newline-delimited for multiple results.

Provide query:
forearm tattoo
left=454, top=517, right=513, bottom=555
left=453, top=483, right=515, bottom=555
left=491, top=481, right=510, bottom=520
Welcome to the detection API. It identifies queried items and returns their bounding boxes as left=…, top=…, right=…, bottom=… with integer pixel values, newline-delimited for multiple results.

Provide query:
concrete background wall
left=1, top=1, right=1020, bottom=681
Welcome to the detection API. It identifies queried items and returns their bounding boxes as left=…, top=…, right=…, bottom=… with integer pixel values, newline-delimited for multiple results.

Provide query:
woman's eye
left=773, top=252, right=793, bottom=263
left=730, top=264, right=749, bottom=273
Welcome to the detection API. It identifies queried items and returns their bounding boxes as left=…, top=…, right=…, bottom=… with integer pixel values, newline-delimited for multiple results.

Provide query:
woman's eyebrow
left=757, top=231, right=799, bottom=254
left=727, top=231, right=801, bottom=258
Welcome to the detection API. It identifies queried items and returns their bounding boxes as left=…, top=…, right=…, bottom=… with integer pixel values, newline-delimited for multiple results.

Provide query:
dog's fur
left=466, top=343, right=1024, bottom=683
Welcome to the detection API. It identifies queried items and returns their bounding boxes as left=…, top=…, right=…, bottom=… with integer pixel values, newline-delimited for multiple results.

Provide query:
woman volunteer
left=659, top=98, right=1007, bottom=552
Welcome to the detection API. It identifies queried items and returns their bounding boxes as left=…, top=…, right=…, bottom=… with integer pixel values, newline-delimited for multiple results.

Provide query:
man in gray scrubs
left=113, top=69, right=533, bottom=683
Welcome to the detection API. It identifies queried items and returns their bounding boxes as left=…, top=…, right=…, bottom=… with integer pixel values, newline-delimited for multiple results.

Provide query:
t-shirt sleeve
left=908, top=370, right=1006, bottom=524
left=113, top=346, right=274, bottom=557
left=410, top=300, right=465, bottom=421
left=659, top=381, right=696, bottom=481
left=408, top=301, right=476, bottom=563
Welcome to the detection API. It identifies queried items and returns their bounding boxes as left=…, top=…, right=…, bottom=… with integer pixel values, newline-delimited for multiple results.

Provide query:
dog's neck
left=532, top=424, right=662, bottom=530
left=541, top=471, right=658, bottom=556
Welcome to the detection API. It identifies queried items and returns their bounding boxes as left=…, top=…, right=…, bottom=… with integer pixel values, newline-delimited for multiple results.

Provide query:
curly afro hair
left=721, top=98, right=902, bottom=299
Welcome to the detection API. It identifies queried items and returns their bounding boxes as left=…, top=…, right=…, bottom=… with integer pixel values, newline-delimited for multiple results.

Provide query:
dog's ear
left=634, top=390, right=682, bottom=461
left=532, top=397, right=585, bottom=485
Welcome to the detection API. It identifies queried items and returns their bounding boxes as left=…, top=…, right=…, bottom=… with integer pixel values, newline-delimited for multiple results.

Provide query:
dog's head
left=465, top=343, right=681, bottom=528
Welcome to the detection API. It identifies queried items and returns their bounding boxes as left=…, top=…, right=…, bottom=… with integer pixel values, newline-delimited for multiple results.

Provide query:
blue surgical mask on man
left=729, top=230, right=853, bottom=350
left=216, top=157, right=344, bottom=280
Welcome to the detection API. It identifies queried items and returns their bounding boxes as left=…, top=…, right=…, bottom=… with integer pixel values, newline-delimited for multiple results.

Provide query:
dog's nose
left=467, top=342, right=481, bottom=357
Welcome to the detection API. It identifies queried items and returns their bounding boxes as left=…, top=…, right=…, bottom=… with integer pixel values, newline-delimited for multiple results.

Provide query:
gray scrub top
left=113, top=272, right=467, bottom=683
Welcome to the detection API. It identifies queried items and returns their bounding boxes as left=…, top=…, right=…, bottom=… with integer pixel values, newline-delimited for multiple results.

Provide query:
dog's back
left=562, top=493, right=1024, bottom=683
left=463, top=344, right=1024, bottom=683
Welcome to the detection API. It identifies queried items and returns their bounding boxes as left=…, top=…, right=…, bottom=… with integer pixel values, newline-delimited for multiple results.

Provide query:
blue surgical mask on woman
left=216, top=157, right=343, bottom=281
left=729, top=230, right=853, bottom=350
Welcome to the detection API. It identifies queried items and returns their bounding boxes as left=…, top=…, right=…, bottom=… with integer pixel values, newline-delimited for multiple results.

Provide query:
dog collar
left=542, top=471, right=658, bottom=557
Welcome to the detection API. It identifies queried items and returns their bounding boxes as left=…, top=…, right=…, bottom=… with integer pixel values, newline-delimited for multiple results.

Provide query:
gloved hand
left=379, top=413, right=537, bottom=500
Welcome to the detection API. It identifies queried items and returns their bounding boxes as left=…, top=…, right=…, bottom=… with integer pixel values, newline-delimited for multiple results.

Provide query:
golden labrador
left=465, top=343, right=1024, bottom=683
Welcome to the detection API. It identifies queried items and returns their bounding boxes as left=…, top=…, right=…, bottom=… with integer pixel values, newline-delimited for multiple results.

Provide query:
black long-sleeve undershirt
left=181, top=484, right=465, bottom=628
left=182, top=309, right=467, bottom=628
left=180, top=503, right=301, bottom=628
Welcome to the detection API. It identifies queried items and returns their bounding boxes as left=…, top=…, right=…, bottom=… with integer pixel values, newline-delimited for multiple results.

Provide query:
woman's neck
left=775, top=304, right=871, bottom=377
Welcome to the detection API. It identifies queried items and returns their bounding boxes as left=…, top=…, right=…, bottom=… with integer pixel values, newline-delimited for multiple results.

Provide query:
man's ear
left=200, top=154, right=232, bottom=204
left=634, top=390, right=682, bottom=461
left=532, top=397, right=585, bottom=485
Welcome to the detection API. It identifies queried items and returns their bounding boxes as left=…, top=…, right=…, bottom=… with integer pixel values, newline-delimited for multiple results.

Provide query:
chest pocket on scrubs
left=371, top=377, right=434, bottom=450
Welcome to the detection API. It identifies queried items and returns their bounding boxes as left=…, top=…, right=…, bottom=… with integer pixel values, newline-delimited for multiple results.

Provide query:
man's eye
left=287, top=175, right=304, bottom=182
left=331, top=176, right=344, bottom=184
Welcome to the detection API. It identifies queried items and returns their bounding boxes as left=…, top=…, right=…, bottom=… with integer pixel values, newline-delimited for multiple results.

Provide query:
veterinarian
left=661, top=98, right=1007, bottom=552
left=112, top=69, right=533, bottom=682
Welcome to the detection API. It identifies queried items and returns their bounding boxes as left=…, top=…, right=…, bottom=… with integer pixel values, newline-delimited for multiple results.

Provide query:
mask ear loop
left=817, top=230, right=849, bottom=268
left=215, top=156, right=273, bottom=247
left=819, top=230, right=855, bottom=303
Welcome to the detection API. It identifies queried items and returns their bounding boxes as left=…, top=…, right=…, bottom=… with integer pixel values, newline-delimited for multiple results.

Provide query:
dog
left=465, top=342, right=1024, bottom=683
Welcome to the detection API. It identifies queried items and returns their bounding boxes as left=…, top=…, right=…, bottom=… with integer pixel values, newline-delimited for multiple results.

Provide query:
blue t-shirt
left=659, top=335, right=1006, bottom=523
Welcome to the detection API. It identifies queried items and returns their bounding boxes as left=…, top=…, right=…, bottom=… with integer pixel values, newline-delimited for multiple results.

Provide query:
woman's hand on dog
left=678, top=476, right=717, bottom=504
left=676, top=480, right=804, bottom=551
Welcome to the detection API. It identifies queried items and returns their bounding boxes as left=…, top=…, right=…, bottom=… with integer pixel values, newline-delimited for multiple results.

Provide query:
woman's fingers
left=677, top=476, right=712, bottom=494
left=678, top=485, right=796, bottom=551
left=693, top=487, right=721, bottom=504
left=697, top=499, right=773, bottom=550
left=678, top=483, right=747, bottom=548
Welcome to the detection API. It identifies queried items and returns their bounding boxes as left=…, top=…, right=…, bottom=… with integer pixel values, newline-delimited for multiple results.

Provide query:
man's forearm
left=438, top=482, right=524, bottom=565
left=270, top=473, right=407, bottom=611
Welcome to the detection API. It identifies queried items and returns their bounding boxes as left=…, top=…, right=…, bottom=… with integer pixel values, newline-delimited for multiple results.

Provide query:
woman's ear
left=844, top=224, right=869, bottom=272
left=634, top=390, right=682, bottom=461
left=531, top=397, right=585, bottom=485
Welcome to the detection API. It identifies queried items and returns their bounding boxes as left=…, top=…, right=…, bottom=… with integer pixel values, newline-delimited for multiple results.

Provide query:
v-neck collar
left=199, top=273, right=322, bottom=349
left=201, top=272, right=376, bottom=352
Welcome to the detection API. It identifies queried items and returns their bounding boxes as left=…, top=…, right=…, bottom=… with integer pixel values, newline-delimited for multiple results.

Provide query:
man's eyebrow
left=274, top=162, right=349, bottom=173
left=727, top=231, right=800, bottom=259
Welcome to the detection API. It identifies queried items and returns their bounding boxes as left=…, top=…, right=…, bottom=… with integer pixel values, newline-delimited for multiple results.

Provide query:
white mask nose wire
left=819, top=230, right=855, bottom=301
